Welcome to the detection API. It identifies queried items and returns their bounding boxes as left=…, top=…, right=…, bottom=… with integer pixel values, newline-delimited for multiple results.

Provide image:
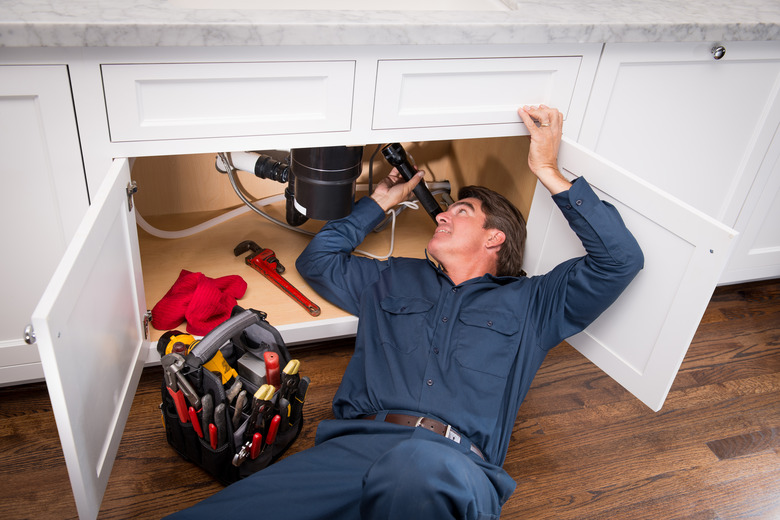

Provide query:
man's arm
left=517, top=105, right=644, bottom=348
left=295, top=166, right=425, bottom=314
left=295, top=197, right=387, bottom=316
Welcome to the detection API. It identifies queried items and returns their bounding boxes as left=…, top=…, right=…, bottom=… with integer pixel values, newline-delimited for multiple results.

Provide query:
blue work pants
left=165, top=418, right=515, bottom=519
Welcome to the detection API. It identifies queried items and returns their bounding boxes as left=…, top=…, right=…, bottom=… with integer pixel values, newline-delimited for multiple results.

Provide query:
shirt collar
left=424, top=250, right=518, bottom=286
left=424, top=249, right=446, bottom=274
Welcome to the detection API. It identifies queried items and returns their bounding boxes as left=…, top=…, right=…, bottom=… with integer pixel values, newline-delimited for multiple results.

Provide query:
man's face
left=427, top=197, right=494, bottom=267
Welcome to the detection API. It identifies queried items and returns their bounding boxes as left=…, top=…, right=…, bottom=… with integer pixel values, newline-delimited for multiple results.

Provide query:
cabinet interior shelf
left=139, top=198, right=437, bottom=342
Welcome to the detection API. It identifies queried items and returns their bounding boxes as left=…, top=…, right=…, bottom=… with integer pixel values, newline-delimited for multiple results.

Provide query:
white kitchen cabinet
left=577, top=41, right=780, bottom=283
left=0, top=65, right=89, bottom=385
left=11, top=41, right=754, bottom=519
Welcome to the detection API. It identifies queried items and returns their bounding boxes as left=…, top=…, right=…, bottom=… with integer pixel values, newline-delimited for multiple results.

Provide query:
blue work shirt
left=296, top=177, right=643, bottom=467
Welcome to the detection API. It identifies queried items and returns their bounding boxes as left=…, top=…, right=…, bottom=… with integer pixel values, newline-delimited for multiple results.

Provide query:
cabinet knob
left=24, top=324, right=36, bottom=345
left=711, top=45, right=726, bottom=60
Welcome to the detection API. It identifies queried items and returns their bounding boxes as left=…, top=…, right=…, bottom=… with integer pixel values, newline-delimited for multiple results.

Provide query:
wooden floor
left=1, top=279, right=778, bottom=519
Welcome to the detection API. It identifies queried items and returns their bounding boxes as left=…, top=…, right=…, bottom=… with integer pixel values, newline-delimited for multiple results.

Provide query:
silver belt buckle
left=444, top=424, right=462, bottom=444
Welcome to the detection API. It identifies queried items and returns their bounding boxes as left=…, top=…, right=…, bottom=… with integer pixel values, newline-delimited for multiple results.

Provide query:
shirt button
left=442, top=316, right=448, bottom=323
left=452, top=287, right=458, bottom=293
left=487, top=320, right=493, bottom=327
left=566, top=204, right=572, bottom=210
left=575, top=199, right=583, bottom=206
left=427, top=379, right=434, bottom=386
left=433, top=347, right=439, bottom=354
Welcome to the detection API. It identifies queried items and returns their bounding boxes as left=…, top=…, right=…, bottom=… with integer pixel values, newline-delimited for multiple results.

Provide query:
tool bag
left=159, top=306, right=306, bottom=485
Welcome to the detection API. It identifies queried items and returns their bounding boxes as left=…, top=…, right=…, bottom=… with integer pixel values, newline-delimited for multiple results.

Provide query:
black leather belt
left=363, top=413, right=485, bottom=460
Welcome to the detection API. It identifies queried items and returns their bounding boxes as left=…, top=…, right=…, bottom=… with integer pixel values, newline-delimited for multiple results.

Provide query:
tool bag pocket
left=159, top=306, right=307, bottom=486
left=160, top=390, right=203, bottom=464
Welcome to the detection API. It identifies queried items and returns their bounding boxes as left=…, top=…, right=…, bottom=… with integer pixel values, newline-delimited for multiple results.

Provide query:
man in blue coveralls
left=169, top=105, right=643, bottom=519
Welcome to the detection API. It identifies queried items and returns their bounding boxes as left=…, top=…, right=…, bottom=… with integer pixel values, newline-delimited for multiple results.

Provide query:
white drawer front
left=102, top=61, right=355, bottom=142
left=373, top=57, right=581, bottom=130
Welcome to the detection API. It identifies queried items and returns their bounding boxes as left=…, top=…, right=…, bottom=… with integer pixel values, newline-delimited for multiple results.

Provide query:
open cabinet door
left=31, top=159, right=148, bottom=520
left=524, top=137, right=737, bottom=412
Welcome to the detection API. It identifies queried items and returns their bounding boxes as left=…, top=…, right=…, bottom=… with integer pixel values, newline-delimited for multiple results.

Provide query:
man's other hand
left=371, top=168, right=425, bottom=212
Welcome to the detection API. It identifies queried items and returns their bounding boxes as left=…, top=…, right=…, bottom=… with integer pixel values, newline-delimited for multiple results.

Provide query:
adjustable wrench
left=234, top=240, right=321, bottom=316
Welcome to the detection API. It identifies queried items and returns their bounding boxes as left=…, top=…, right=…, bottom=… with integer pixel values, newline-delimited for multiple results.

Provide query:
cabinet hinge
left=127, top=181, right=138, bottom=212
left=143, top=310, right=152, bottom=340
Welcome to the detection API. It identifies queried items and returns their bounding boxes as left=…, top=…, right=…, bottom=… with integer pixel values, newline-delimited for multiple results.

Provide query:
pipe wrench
left=234, top=240, right=321, bottom=316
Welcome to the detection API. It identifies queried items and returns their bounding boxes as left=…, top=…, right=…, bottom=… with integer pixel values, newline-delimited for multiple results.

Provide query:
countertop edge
left=1, top=20, right=780, bottom=48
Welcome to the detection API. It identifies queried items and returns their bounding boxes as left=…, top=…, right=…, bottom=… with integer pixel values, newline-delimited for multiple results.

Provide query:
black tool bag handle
left=186, top=308, right=261, bottom=368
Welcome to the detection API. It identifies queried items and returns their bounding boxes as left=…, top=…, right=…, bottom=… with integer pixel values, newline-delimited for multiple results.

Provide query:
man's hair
left=457, top=185, right=527, bottom=277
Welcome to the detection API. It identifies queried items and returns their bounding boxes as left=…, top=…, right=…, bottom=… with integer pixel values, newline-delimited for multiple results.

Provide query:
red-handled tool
left=264, top=352, right=280, bottom=389
left=162, top=355, right=188, bottom=423
left=250, top=432, right=263, bottom=460
left=162, top=353, right=201, bottom=413
left=209, top=424, right=218, bottom=450
left=189, top=407, right=203, bottom=437
left=167, top=386, right=188, bottom=424
left=234, top=241, right=321, bottom=316
left=266, top=415, right=281, bottom=446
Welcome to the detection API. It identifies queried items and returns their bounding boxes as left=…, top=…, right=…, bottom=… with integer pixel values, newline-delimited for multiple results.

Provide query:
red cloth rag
left=151, top=269, right=247, bottom=335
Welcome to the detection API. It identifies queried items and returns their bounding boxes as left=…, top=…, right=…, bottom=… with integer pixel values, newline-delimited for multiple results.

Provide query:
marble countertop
left=1, top=0, right=779, bottom=48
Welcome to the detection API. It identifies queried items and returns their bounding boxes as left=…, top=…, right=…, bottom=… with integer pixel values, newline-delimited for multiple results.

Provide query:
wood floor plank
left=706, top=427, right=779, bottom=460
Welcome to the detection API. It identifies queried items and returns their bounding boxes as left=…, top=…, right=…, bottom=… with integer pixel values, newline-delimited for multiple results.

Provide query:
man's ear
left=486, top=230, right=506, bottom=251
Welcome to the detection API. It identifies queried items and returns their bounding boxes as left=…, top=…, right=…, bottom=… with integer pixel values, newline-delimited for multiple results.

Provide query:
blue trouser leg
left=360, top=437, right=502, bottom=520
left=164, top=431, right=395, bottom=520
left=165, top=420, right=511, bottom=520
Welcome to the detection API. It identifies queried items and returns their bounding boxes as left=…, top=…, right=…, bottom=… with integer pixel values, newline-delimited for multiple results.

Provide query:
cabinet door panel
left=524, top=138, right=736, bottom=412
left=578, top=42, right=780, bottom=227
left=0, top=65, right=88, bottom=384
left=31, top=159, right=147, bottom=520
left=102, top=61, right=355, bottom=142
left=720, top=126, right=780, bottom=283
left=373, top=57, right=582, bottom=129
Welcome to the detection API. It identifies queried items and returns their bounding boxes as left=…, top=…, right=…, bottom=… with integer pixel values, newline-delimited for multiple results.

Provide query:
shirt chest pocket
left=378, top=296, right=434, bottom=354
left=454, top=309, right=520, bottom=379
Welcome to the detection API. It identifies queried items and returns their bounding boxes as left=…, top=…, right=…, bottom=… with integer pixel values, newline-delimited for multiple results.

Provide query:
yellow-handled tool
left=281, top=359, right=301, bottom=401
left=255, top=384, right=275, bottom=402
left=161, top=332, right=238, bottom=385
left=283, top=359, right=300, bottom=376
